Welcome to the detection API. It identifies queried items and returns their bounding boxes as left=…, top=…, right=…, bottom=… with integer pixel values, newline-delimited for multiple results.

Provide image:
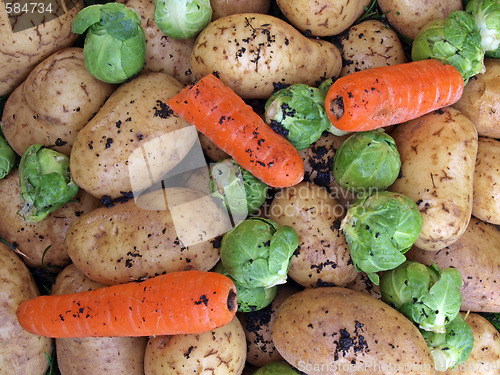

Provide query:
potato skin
left=268, top=182, right=358, bottom=288
left=0, top=170, right=100, bottom=270
left=473, top=137, right=500, bottom=224
left=53, top=265, right=147, bottom=375
left=191, top=13, right=342, bottom=99
left=0, top=242, right=52, bottom=375
left=144, top=316, right=247, bottom=374
left=378, top=0, right=462, bottom=40
left=389, top=107, right=478, bottom=251
left=298, top=132, right=356, bottom=208
left=239, top=283, right=300, bottom=367
left=407, top=216, right=500, bottom=313
left=69, top=72, right=195, bottom=199
left=276, top=0, right=371, bottom=37
left=337, top=20, right=408, bottom=77
left=1, top=48, right=115, bottom=156
left=442, top=313, right=500, bottom=375
left=118, top=0, right=196, bottom=85
left=0, top=0, right=84, bottom=96
left=453, top=59, right=500, bottom=139
left=272, top=287, right=435, bottom=374
left=211, top=0, right=271, bottom=20
left=65, top=187, right=230, bottom=285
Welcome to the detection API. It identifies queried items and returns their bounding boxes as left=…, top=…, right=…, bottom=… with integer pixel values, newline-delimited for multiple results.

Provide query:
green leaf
left=72, top=4, right=103, bottom=34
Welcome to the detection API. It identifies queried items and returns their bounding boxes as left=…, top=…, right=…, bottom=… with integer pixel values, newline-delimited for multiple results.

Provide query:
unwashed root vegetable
left=17, top=270, right=237, bottom=338
left=166, top=73, right=304, bottom=188
left=324, top=59, right=465, bottom=132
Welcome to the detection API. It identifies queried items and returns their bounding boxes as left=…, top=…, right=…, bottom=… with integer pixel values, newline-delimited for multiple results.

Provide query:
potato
left=0, top=0, right=84, bottom=96
left=442, top=313, right=500, bottom=375
left=70, top=72, right=196, bottom=199
left=389, top=107, right=478, bottom=251
left=453, top=59, right=500, bottom=139
left=65, top=187, right=230, bottom=285
left=0, top=242, right=52, bottom=375
left=144, top=316, right=247, bottom=374
left=407, top=216, right=500, bottom=313
left=268, top=182, right=358, bottom=288
left=190, top=13, right=342, bottom=99
left=53, top=264, right=147, bottom=375
left=472, top=137, right=500, bottom=224
left=298, top=132, right=356, bottom=208
left=276, top=0, right=371, bottom=37
left=199, top=133, right=229, bottom=162
left=239, top=283, right=300, bottom=367
left=272, top=287, right=435, bottom=374
left=337, top=19, right=408, bottom=77
left=117, top=0, right=196, bottom=85
left=0, top=169, right=100, bottom=270
left=211, top=0, right=271, bottom=20
left=377, top=0, right=463, bottom=40
left=1, top=48, right=115, bottom=156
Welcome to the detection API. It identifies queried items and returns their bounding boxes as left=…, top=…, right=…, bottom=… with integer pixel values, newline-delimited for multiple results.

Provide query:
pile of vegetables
left=0, top=0, right=499, bottom=374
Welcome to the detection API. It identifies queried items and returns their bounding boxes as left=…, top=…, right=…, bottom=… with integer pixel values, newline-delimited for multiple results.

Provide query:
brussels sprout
left=333, top=130, right=401, bottom=194
left=341, top=191, right=423, bottom=285
left=210, top=159, right=269, bottom=220
left=220, top=217, right=298, bottom=289
left=420, top=314, right=474, bottom=371
left=154, top=0, right=212, bottom=39
left=411, top=10, right=485, bottom=83
left=253, top=361, right=302, bottom=374
left=72, top=3, right=146, bottom=84
left=380, top=261, right=463, bottom=333
left=18, top=145, right=79, bottom=223
left=264, top=84, right=332, bottom=150
left=0, top=128, right=16, bottom=179
left=466, top=0, right=500, bottom=53
left=213, top=261, right=277, bottom=312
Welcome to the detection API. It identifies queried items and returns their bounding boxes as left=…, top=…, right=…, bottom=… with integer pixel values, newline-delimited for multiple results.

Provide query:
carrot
left=166, top=74, right=304, bottom=188
left=325, top=59, right=465, bottom=132
left=16, top=270, right=237, bottom=338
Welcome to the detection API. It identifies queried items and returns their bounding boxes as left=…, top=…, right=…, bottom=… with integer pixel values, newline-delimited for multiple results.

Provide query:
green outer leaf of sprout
left=253, top=361, right=302, bottom=374
left=0, top=131, right=16, bottom=179
left=466, top=0, right=500, bottom=51
left=154, top=0, right=212, bottom=39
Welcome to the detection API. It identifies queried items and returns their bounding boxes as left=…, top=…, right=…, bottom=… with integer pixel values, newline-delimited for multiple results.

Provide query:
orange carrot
left=166, top=74, right=304, bottom=188
left=17, top=270, right=237, bottom=338
left=325, top=59, right=464, bottom=132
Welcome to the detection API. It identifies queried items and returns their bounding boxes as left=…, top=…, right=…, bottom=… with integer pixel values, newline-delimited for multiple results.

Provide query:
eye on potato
left=0, top=0, right=84, bottom=97
left=190, top=13, right=342, bottom=99
left=144, top=316, right=247, bottom=375
left=268, top=181, right=358, bottom=288
left=272, top=287, right=435, bottom=374
left=0, top=169, right=100, bottom=271
left=276, top=0, right=371, bottom=37
left=65, top=187, right=230, bottom=285
left=407, top=216, right=500, bottom=313
left=377, top=0, right=463, bottom=40
left=53, top=264, right=148, bottom=375
left=453, top=59, right=500, bottom=139
left=336, top=19, right=408, bottom=77
left=389, top=107, right=478, bottom=251
left=0, top=242, right=53, bottom=375
left=1, top=48, right=115, bottom=156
